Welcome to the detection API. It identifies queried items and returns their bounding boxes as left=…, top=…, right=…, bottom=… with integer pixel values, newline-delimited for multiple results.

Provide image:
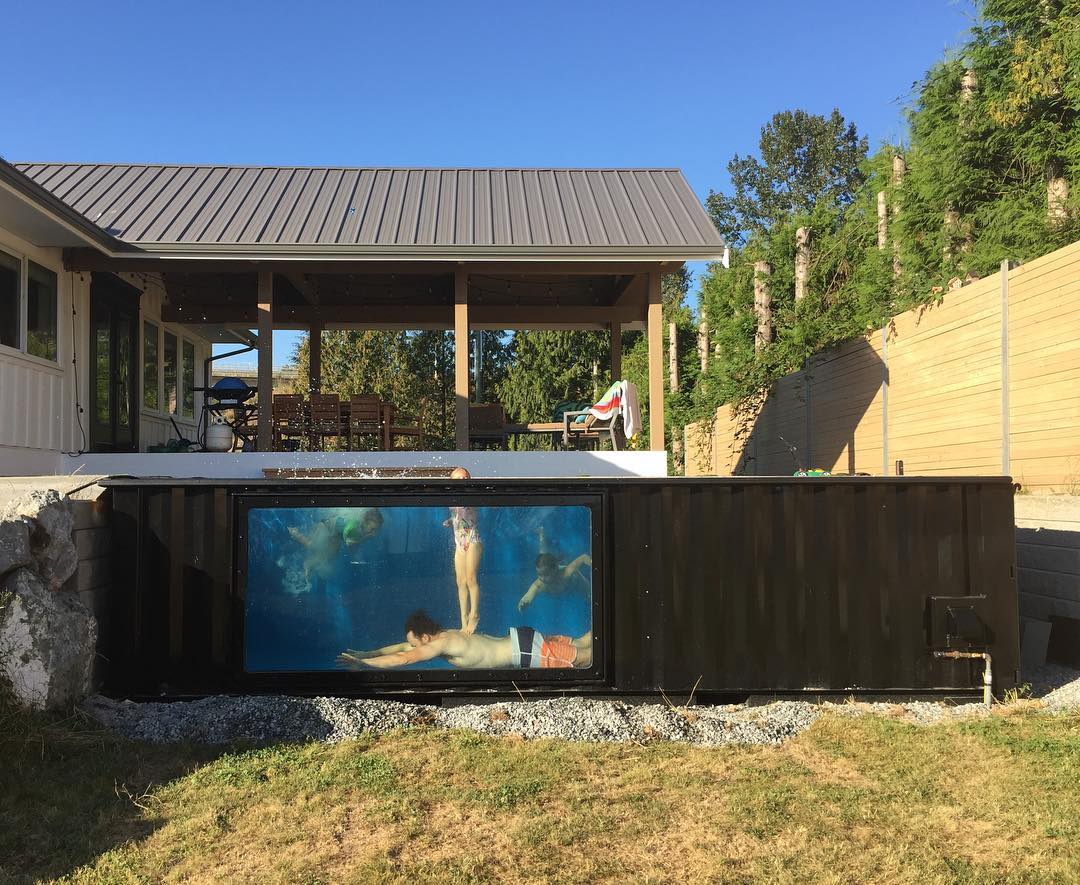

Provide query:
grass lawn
left=1, top=701, right=1078, bottom=884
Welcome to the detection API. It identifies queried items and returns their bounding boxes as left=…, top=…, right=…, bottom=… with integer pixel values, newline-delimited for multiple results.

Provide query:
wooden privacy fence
left=686, top=238, right=1080, bottom=492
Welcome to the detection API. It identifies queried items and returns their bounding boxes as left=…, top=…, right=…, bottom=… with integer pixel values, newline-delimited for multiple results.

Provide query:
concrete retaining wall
left=1016, top=495, right=1080, bottom=667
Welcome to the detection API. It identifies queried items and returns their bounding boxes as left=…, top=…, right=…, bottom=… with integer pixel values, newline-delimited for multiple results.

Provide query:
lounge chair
left=562, top=381, right=641, bottom=451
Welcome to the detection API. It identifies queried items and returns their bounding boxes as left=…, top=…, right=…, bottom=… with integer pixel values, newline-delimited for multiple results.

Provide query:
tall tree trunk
left=753, top=261, right=772, bottom=351
left=795, top=227, right=811, bottom=302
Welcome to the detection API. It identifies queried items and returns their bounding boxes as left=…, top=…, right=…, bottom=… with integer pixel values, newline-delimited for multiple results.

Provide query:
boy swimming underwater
left=517, top=526, right=592, bottom=612
left=285, top=508, right=384, bottom=587
left=337, top=609, right=593, bottom=670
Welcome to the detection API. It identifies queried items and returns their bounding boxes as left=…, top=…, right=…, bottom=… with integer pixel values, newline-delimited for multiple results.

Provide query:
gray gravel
left=84, top=695, right=822, bottom=747
left=81, top=665, right=1080, bottom=747
left=1025, top=663, right=1080, bottom=712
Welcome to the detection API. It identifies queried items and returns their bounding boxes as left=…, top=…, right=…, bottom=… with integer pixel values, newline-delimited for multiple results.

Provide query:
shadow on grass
left=0, top=701, right=223, bottom=884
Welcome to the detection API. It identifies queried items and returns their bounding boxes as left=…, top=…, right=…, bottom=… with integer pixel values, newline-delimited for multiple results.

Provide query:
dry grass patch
left=1, top=704, right=1078, bottom=883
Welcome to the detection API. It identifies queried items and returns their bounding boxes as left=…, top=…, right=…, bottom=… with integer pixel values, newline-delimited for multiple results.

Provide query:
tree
left=706, top=109, right=869, bottom=245
left=496, top=331, right=610, bottom=428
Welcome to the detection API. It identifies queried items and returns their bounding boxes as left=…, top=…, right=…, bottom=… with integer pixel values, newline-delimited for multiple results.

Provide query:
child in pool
left=286, top=517, right=342, bottom=586
left=286, top=508, right=383, bottom=585
left=517, top=526, right=592, bottom=612
left=445, top=467, right=481, bottom=634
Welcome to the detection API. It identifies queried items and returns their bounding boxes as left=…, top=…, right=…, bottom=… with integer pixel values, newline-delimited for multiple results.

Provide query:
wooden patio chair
left=272, top=394, right=307, bottom=451
left=347, top=394, right=384, bottom=450
left=308, top=393, right=345, bottom=450
left=384, top=399, right=425, bottom=451
left=469, top=402, right=507, bottom=449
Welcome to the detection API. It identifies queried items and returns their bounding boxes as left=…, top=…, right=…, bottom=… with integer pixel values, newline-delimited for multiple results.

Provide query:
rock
left=0, top=568, right=97, bottom=711
left=1, top=490, right=77, bottom=590
left=0, top=518, right=32, bottom=578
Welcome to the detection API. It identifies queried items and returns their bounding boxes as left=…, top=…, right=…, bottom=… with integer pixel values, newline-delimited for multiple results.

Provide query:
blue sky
left=2, top=0, right=977, bottom=366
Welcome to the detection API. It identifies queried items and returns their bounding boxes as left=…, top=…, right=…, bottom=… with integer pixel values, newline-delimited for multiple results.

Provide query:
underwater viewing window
left=236, top=494, right=603, bottom=682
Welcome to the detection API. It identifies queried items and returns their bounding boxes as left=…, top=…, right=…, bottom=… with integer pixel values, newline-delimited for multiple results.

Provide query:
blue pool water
left=244, top=504, right=593, bottom=672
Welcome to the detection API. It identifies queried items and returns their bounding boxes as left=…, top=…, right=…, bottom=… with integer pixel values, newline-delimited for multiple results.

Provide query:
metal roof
left=13, top=164, right=724, bottom=257
left=0, top=158, right=124, bottom=251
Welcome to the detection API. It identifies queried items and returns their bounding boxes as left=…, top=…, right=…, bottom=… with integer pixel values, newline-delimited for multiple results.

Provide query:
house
left=0, top=159, right=725, bottom=476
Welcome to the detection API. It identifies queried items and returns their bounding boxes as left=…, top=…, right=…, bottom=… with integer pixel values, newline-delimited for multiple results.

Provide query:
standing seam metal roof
left=13, top=164, right=724, bottom=252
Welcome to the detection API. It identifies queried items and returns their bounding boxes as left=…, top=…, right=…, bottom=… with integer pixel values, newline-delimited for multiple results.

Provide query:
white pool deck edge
left=1, top=450, right=668, bottom=481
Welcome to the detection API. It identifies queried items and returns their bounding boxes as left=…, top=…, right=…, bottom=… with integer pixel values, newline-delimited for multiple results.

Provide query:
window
left=26, top=262, right=57, bottom=361
left=0, top=249, right=18, bottom=349
left=0, top=250, right=59, bottom=362
left=242, top=502, right=596, bottom=674
left=143, top=322, right=159, bottom=410
left=182, top=339, right=195, bottom=418
left=164, top=332, right=178, bottom=415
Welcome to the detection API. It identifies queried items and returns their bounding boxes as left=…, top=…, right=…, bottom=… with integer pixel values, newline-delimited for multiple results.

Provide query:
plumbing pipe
left=934, top=650, right=993, bottom=706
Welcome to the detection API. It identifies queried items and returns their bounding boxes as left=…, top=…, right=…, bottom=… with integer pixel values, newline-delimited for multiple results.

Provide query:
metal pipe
left=934, top=650, right=993, bottom=706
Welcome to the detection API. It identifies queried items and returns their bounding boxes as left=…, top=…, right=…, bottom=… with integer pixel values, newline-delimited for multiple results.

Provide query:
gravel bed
left=84, top=695, right=822, bottom=747
left=82, top=666, right=1080, bottom=747
left=1024, top=663, right=1080, bottom=712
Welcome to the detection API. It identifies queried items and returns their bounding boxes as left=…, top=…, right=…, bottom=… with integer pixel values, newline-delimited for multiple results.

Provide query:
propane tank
left=205, top=416, right=233, bottom=452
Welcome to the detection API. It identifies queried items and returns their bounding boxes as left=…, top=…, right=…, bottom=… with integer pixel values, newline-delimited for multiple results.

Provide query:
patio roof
left=14, top=163, right=725, bottom=262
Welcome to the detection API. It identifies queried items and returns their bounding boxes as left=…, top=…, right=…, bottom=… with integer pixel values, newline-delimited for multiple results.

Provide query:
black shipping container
left=102, top=476, right=1020, bottom=699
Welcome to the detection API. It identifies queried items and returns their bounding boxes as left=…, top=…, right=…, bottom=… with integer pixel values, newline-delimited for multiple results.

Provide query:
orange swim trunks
left=540, top=634, right=578, bottom=668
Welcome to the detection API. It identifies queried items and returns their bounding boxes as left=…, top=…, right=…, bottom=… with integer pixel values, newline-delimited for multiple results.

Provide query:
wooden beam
left=63, top=249, right=685, bottom=278
left=454, top=270, right=469, bottom=451
left=284, top=272, right=319, bottom=305
left=161, top=302, right=644, bottom=328
left=308, top=322, right=323, bottom=394
left=256, top=271, right=273, bottom=451
left=610, top=322, right=622, bottom=382
left=647, top=272, right=664, bottom=452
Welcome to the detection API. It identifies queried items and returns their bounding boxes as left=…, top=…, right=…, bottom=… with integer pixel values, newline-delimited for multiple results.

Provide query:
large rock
left=0, top=567, right=97, bottom=711
left=0, top=518, right=32, bottom=578
left=1, top=490, right=77, bottom=590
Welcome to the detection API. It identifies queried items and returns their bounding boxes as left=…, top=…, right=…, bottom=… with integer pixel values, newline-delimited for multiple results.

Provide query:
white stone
left=0, top=517, right=32, bottom=577
left=1, top=489, right=78, bottom=590
left=0, top=568, right=97, bottom=711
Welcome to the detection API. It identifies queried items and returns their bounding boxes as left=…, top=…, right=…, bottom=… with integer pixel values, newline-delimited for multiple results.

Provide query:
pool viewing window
left=237, top=495, right=602, bottom=680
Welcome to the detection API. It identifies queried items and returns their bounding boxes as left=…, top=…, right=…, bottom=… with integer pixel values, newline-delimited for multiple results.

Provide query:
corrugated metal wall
left=104, top=477, right=1019, bottom=698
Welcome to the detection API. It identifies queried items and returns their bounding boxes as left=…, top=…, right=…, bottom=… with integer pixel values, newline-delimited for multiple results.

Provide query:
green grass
left=1, top=701, right=1078, bottom=883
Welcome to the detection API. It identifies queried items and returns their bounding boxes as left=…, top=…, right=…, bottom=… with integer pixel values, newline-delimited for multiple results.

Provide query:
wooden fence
left=687, top=238, right=1080, bottom=493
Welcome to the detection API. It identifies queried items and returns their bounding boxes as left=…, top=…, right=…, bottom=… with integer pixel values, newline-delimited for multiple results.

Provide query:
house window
left=143, top=322, right=159, bottom=410
left=182, top=339, right=195, bottom=418
left=0, top=249, right=18, bottom=349
left=0, top=249, right=59, bottom=362
left=26, top=262, right=57, bottom=361
left=164, top=332, right=178, bottom=415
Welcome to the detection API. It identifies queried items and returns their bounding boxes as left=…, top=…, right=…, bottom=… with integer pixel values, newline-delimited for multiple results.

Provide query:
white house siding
left=0, top=224, right=211, bottom=474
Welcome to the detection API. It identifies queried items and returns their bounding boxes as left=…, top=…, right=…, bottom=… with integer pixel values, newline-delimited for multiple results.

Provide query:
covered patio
left=22, top=164, right=725, bottom=459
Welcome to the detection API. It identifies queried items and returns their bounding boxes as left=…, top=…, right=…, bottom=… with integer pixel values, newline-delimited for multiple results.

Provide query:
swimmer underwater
left=337, top=609, right=593, bottom=670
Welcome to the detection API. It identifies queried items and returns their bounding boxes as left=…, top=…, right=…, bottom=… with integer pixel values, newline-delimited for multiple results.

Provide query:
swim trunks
left=508, top=626, right=578, bottom=669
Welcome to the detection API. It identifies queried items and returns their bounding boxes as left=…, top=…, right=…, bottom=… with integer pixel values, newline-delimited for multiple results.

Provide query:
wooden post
left=753, top=261, right=772, bottom=350
left=698, top=320, right=708, bottom=373
left=454, top=269, right=469, bottom=451
left=1048, top=161, right=1069, bottom=225
left=795, top=227, right=811, bottom=302
left=668, top=321, right=679, bottom=393
left=308, top=322, right=322, bottom=394
left=256, top=270, right=273, bottom=452
left=647, top=272, right=665, bottom=452
left=877, top=192, right=888, bottom=249
left=891, top=152, right=906, bottom=186
left=960, top=69, right=977, bottom=103
left=609, top=322, right=622, bottom=382
left=891, top=152, right=906, bottom=277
